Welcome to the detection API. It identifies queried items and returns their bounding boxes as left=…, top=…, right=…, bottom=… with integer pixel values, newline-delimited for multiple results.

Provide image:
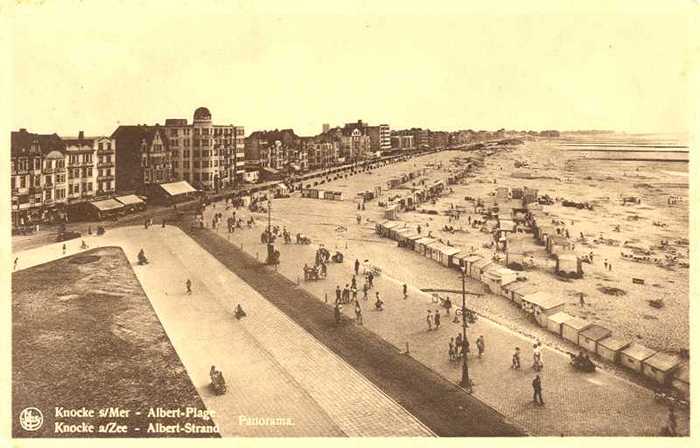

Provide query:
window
left=107, top=155, right=111, bottom=163
left=46, top=190, right=52, bottom=200
left=98, top=143, right=103, bottom=150
left=170, top=129, right=178, bottom=136
left=45, top=175, right=52, bottom=185
left=214, top=160, right=218, bottom=167
left=87, top=183, right=92, bottom=191
left=34, top=176, right=40, bottom=187
left=11, top=177, right=16, bottom=189
left=194, top=150, right=200, bottom=158
left=106, top=142, right=111, bottom=150
left=201, top=139, right=209, bottom=147
left=183, top=139, right=190, bottom=147
left=194, top=161, right=200, bottom=168
left=202, top=150, right=209, bottom=158
left=56, top=189, right=65, bottom=200
left=184, top=150, right=190, bottom=158
left=202, top=128, right=209, bottom=135
left=183, top=161, right=190, bottom=168
left=194, top=139, right=200, bottom=147
left=34, top=159, right=41, bottom=170
left=87, top=168, right=93, bottom=177
left=194, top=128, right=200, bottom=136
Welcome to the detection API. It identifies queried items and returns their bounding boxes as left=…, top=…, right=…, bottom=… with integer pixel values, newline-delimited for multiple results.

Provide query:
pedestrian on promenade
left=434, top=309, right=441, bottom=330
left=334, top=303, right=342, bottom=325
left=417, top=225, right=422, bottom=234
left=62, top=243, right=66, bottom=255
left=355, top=301, right=363, bottom=325
left=235, top=304, right=247, bottom=320
left=444, top=296, right=452, bottom=315
left=375, top=292, right=384, bottom=311
left=342, top=285, right=350, bottom=304
left=449, top=338, right=456, bottom=361
left=362, top=282, right=369, bottom=300
left=14, top=257, right=18, bottom=271
left=532, top=374, right=544, bottom=405
left=403, top=283, right=408, bottom=300
left=354, top=258, right=360, bottom=275
left=144, top=218, right=148, bottom=229
left=336, top=285, right=341, bottom=303
left=351, top=275, right=357, bottom=290
left=426, top=310, right=433, bottom=331
left=186, top=279, right=192, bottom=295
left=351, top=285, right=358, bottom=301
left=579, top=292, right=585, bottom=307
left=609, top=262, right=612, bottom=271
left=512, top=347, right=521, bottom=369
left=476, top=335, right=485, bottom=358
left=456, top=333, right=463, bottom=357
left=604, top=259, right=608, bottom=270
left=368, top=272, right=374, bottom=289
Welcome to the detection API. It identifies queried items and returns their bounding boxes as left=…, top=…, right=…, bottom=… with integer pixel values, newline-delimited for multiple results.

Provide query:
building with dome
left=163, top=107, right=245, bottom=191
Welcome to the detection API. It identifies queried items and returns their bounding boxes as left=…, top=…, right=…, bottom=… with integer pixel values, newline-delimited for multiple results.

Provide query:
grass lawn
left=12, top=247, right=218, bottom=438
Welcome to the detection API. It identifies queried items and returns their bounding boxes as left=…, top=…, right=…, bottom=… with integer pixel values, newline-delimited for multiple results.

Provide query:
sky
left=7, top=0, right=698, bottom=137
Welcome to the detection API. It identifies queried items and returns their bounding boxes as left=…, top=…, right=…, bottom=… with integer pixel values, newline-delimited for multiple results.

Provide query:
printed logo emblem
left=19, top=407, right=44, bottom=431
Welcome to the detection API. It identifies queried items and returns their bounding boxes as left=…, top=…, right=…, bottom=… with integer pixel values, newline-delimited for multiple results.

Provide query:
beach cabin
left=672, top=366, right=689, bottom=399
left=578, top=325, right=613, bottom=353
left=495, top=187, right=509, bottom=201
left=375, top=220, right=389, bottom=235
left=463, top=255, right=484, bottom=275
left=470, top=258, right=494, bottom=281
left=555, top=253, right=583, bottom=278
left=481, top=267, right=518, bottom=297
left=388, top=222, right=408, bottom=240
left=619, top=343, right=657, bottom=374
left=597, top=336, right=631, bottom=363
left=504, top=282, right=539, bottom=305
left=546, top=235, right=574, bottom=256
left=436, top=244, right=461, bottom=267
left=450, top=251, right=470, bottom=270
left=535, top=225, right=555, bottom=244
left=399, top=232, right=422, bottom=250
left=379, top=220, right=404, bottom=239
left=384, top=204, right=399, bottom=220
left=546, top=311, right=574, bottom=337
left=520, top=291, right=567, bottom=327
left=562, top=317, right=593, bottom=344
left=642, top=353, right=681, bottom=385
left=414, top=237, right=437, bottom=256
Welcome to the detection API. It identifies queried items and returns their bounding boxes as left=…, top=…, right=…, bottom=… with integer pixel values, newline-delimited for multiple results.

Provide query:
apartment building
left=112, top=124, right=174, bottom=195
left=165, top=107, right=245, bottom=191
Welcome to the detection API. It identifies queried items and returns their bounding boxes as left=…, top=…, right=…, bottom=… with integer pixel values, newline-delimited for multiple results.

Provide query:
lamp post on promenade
left=459, top=265, right=483, bottom=393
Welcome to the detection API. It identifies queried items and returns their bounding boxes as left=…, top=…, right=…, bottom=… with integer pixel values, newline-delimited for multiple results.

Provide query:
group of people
left=448, top=334, right=485, bottom=361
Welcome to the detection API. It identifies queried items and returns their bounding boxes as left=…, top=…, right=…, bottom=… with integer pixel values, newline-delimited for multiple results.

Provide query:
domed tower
left=193, top=107, right=212, bottom=126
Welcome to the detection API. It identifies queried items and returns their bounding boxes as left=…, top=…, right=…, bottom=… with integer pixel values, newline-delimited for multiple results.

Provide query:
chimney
left=78, top=130, right=84, bottom=140
left=19, top=128, right=27, bottom=132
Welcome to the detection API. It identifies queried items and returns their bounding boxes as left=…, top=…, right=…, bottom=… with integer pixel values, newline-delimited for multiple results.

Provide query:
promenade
left=13, top=227, right=434, bottom=437
left=200, top=199, right=690, bottom=436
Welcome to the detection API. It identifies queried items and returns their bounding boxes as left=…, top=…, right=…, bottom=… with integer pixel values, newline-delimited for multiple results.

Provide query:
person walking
left=579, top=292, right=585, bottom=307
left=351, top=285, right=358, bottom=301
left=368, top=272, right=374, bottom=289
left=351, top=275, right=357, bottom=290
left=362, top=282, right=369, bottom=300
left=62, top=243, right=66, bottom=255
left=403, top=283, right=408, bottom=300
left=512, top=347, right=521, bottom=369
left=186, top=279, right=192, bottom=295
left=448, top=338, right=455, bottom=361
left=455, top=333, right=463, bottom=358
left=604, top=258, right=608, bottom=270
left=532, top=374, right=544, bottom=405
left=476, top=335, right=485, bottom=358
left=433, top=309, right=441, bottom=330
left=354, top=258, right=360, bottom=275
left=426, top=310, right=433, bottom=331
left=336, top=285, right=341, bottom=303
left=354, top=301, right=363, bottom=325
left=334, top=303, right=342, bottom=325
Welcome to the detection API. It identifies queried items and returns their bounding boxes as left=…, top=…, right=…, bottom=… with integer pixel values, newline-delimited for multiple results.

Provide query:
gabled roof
left=598, top=336, right=631, bottom=352
left=11, top=129, right=65, bottom=156
left=111, top=125, right=169, bottom=149
left=579, top=324, right=612, bottom=342
left=644, top=353, right=680, bottom=372
left=522, top=291, right=566, bottom=309
left=562, top=317, right=593, bottom=331
left=621, top=343, right=656, bottom=362
left=547, top=311, right=574, bottom=325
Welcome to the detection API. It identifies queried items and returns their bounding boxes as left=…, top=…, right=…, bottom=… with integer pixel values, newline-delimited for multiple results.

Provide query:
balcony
left=97, top=161, right=115, bottom=168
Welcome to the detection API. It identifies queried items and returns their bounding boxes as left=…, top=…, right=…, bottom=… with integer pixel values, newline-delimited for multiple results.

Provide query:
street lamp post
left=460, top=266, right=470, bottom=391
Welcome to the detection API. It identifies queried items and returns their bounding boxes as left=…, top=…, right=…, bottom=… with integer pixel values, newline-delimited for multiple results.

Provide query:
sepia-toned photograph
left=3, top=0, right=697, bottom=442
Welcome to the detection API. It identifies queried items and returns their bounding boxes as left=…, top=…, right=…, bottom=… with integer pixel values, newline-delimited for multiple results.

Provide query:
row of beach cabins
left=375, top=219, right=688, bottom=398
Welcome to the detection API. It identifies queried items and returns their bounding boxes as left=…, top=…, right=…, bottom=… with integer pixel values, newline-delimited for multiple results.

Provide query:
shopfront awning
left=115, top=194, right=145, bottom=206
left=91, top=199, right=124, bottom=212
left=160, top=181, right=198, bottom=197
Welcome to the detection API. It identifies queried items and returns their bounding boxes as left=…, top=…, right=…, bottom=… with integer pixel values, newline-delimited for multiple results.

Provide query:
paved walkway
left=201, top=203, right=690, bottom=436
left=13, top=227, right=434, bottom=437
